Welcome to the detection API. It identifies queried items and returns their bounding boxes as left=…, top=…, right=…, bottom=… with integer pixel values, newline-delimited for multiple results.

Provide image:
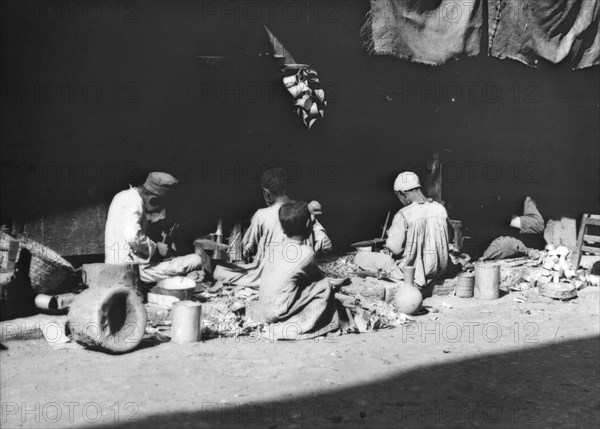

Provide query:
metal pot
left=157, top=277, right=196, bottom=301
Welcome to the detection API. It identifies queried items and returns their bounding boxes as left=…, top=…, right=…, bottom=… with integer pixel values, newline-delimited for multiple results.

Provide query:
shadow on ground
left=104, top=336, right=599, bottom=429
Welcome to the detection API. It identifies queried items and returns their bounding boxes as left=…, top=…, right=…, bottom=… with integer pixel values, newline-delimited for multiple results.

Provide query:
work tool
left=213, top=219, right=226, bottom=260
left=349, top=269, right=390, bottom=280
left=161, top=222, right=179, bottom=244
left=381, top=211, right=390, bottom=239
left=350, top=212, right=390, bottom=250
left=350, top=238, right=386, bottom=248
left=193, top=239, right=230, bottom=253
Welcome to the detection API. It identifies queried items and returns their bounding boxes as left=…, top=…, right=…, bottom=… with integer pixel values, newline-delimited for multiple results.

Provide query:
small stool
left=193, top=238, right=230, bottom=261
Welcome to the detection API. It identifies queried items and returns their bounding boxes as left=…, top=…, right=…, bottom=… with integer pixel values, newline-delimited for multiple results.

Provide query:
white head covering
left=393, top=171, right=420, bottom=192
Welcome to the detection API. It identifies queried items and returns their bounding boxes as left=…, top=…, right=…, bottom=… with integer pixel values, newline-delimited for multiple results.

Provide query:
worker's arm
left=306, top=200, right=332, bottom=253
left=385, top=212, right=406, bottom=256
left=300, top=248, right=325, bottom=283
left=311, top=218, right=333, bottom=254
left=242, top=214, right=261, bottom=257
left=120, top=199, right=157, bottom=263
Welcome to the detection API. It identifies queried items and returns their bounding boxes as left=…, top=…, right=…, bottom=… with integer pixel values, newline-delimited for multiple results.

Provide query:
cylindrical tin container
left=456, top=272, right=475, bottom=298
left=474, top=263, right=500, bottom=300
left=171, top=301, right=202, bottom=344
left=35, top=294, right=58, bottom=310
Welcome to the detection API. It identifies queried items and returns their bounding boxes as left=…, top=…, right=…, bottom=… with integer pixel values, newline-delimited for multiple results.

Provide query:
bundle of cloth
left=482, top=196, right=546, bottom=261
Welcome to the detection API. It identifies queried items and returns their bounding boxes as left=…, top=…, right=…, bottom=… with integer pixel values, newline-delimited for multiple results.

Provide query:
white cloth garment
left=105, top=187, right=156, bottom=265
left=243, top=202, right=332, bottom=262
left=213, top=202, right=332, bottom=288
left=104, top=187, right=202, bottom=283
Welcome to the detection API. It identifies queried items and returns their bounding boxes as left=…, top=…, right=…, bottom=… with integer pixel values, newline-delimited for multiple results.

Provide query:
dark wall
left=1, top=0, right=599, bottom=256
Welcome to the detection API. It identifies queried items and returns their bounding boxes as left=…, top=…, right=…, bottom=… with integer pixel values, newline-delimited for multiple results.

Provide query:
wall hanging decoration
left=265, top=26, right=327, bottom=130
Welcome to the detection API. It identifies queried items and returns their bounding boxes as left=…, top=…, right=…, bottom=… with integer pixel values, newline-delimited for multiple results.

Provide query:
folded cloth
left=519, top=197, right=545, bottom=234
left=488, top=0, right=600, bottom=70
left=481, top=236, right=536, bottom=261
left=355, top=252, right=398, bottom=273
left=354, top=252, right=404, bottom=281
left=363, top=0, right=483, bottom=65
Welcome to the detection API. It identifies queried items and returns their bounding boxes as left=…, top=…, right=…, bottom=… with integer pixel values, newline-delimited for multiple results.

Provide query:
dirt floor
left=1, top=287, right=599, bottom=429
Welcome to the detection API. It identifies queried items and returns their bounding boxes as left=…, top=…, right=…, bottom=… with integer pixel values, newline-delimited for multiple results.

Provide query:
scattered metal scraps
left=235, top=288, right=259, bottom=301
left=146, top=281, right=262, bottom=341
left=319, top=255, right=359, bottom=279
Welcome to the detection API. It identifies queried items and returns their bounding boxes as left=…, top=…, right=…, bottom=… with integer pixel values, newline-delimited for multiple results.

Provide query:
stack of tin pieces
left=283, top=67, right=327, bottom=130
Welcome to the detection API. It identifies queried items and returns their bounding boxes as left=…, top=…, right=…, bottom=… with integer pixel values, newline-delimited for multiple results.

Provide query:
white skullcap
left=393, top=171, right=421, bottom=192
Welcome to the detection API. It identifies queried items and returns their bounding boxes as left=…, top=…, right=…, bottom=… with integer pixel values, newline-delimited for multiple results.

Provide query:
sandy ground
left=1, top=287, right=599, bottom=429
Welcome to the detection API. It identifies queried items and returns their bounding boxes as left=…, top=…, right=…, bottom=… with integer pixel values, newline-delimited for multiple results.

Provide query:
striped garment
left=385, top=199, right=450, bottom=287
left=257, top=238, right=339, bottom=340
left=213, top=202, right=332, bottom=287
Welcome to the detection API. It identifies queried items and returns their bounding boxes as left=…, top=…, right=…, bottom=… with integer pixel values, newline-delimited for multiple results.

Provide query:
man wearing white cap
left=105, top=172, right=205, bottom=283
left=356, top=171, right=450, bottom=291
left=387, top=171, right=450, bottom=289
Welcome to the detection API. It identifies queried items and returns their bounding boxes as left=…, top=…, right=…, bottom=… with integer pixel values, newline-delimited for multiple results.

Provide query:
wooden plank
left=586, top=216, right=600, bottom=226
left=572, top=214, right=588, bottom=269
left=584, top=234, right=600, bottom=244
left=581, top=246, right=600, bottom=254
left=425, top=150, right=442, bottom=203
left=449, top=219, right=463, bottom=251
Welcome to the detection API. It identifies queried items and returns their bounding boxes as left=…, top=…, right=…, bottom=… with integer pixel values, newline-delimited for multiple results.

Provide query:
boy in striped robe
left=258, top=200, right=339, bottom=340
left=213, top=168, right=331, bottom=287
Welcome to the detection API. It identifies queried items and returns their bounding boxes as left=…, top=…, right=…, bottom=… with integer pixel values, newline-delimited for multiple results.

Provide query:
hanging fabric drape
left=488, top=0, right=600, bottom=69
left=362, top=0, right=483, bottom=65
left=363, top=0, right=600, bottom=69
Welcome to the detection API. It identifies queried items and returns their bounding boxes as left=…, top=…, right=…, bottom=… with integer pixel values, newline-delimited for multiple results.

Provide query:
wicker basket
left=14, top=235, right=77, bottom=294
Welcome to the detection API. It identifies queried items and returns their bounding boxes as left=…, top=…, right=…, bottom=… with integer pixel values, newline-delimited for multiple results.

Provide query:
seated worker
left=104, top=171, right=206, bottom=283
left=355, top=171, right=450, bottom=290
left=258, top=200, right=339, bottom=340
left=213, top=167, right=332, bottom=287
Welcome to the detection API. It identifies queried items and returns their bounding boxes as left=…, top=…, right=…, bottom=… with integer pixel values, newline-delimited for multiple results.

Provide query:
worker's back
left=398, top=199, right=449, bottom=286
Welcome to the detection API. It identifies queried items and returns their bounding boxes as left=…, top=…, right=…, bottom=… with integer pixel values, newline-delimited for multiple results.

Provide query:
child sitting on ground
left=257, top=200, right=339, bottom=340
left=213, top=167, right=332, bottom=287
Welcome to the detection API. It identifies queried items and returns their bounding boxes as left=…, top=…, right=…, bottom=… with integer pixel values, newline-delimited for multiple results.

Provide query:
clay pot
left=394, top=285, right=423, bottom=315
left=67, top=286, right=147, bottom=353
